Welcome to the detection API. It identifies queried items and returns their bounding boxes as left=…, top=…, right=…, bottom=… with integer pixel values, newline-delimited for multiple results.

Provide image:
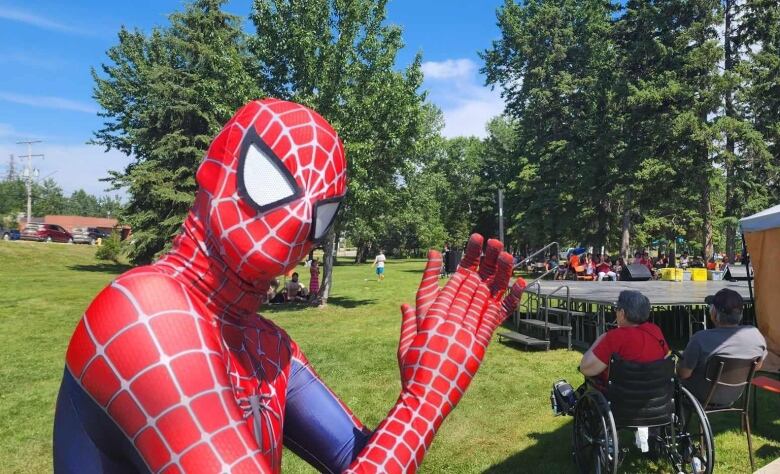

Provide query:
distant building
left=19, top=215, right=131, bottom=240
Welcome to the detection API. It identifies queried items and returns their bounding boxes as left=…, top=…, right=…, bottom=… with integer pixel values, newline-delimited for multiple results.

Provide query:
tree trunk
left=317, top=231, right=336, bottom=306
left=723, top=0, right=737, bottom=263
left=354, top=243, right=364, bottom=264
left=597, top=198, right=611, bottom=253
left=702, top=160, right=714, bottom=258
left=620, top=189, right=632, bottom=258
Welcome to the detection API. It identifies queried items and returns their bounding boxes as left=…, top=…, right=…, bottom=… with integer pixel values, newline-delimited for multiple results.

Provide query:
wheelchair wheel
left=573, top=391, right=618, bottom=474
left=660, top=386, right=714, bottom=474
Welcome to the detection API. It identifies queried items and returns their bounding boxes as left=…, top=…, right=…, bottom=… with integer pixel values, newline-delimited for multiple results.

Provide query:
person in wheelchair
left=562, top=292, right=715, bottom=473
left=552, top=290, right=668, bottom=414
left=579, top=290, right=669, bottom=390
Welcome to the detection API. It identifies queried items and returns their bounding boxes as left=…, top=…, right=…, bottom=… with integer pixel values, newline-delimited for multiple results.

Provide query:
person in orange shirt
left=567, top=252, right=580, bottom=279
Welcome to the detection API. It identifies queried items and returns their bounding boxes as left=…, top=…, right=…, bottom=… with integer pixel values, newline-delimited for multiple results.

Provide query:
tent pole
left=741, top=232, right=757, bottom=326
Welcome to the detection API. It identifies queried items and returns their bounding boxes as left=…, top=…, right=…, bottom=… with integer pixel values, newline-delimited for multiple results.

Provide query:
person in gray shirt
left=678, top=288, right=767, bottom=406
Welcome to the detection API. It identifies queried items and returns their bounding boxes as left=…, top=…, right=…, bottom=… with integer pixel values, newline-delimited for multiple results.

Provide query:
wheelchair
left=571, top=355, right=714, bottom=473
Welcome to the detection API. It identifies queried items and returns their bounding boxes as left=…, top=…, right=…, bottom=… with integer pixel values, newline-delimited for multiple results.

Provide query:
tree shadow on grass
left=483, top=427, right=574, bottom=473
left=262, top=295, right=378, bottom=314
left=68, top=263, right=133, bottom=275
left=326, top=295, right=377, bottom=308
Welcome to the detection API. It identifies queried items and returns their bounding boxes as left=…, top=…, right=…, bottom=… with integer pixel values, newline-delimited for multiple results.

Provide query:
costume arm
left=283, top=344, right=372, bottom=473
left=347, top=235, right=526, bottom=473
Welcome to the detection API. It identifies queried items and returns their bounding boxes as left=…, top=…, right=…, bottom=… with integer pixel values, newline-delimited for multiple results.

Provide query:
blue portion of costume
left=53, top=369, right=148, bottom=473
left=53, top=359, right=371, bottom=473
left=284, top=359, right=372, bottom=473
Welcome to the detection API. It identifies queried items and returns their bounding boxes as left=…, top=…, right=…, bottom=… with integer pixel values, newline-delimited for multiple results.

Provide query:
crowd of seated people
left=548, top=252, right=622, bottom=281
left=532, top=246, right=731, bottom=282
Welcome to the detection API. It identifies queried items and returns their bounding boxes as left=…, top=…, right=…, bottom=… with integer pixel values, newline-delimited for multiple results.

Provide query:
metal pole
left=742, top=232, right=756, bottom=326
left=498, top=189, right=504, bottom=244
left=16, top=140, right=43, bottom=224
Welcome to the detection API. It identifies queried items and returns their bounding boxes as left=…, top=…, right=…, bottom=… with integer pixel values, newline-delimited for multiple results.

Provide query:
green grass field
left=0, top=241, right=778, bottom=473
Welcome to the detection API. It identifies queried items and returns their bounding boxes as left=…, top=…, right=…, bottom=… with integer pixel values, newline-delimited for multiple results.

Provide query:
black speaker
left=445, top=249, right=462, bottom=274
left=621, top=264, right=652, bottom=281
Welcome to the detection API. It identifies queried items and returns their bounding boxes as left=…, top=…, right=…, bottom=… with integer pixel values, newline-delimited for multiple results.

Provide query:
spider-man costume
left=53, top=98, right=526, bottom=473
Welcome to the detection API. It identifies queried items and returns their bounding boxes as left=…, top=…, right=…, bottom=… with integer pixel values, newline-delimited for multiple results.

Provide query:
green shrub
left=95, top=232, right=123, bottom=263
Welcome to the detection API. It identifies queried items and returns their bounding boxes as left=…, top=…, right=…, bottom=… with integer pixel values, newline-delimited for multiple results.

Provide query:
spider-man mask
left=196, top=99, right=347, bottom=281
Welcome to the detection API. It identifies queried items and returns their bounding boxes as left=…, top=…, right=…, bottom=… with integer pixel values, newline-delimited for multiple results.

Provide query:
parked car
left=71, top=227, right=111, bottom=245
left=1, top=227, right=20, bottom=240
left=20, top=223, right=73, bottom=243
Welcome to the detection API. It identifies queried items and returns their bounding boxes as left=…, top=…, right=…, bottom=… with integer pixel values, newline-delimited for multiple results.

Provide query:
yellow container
left=690, top=268, right=708, bottom=281
left=660, top=268, right=683, bottom=281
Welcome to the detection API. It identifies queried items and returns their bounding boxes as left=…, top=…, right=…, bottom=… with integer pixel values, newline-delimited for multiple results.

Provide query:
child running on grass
left=372, top=249, right=386, bottom=281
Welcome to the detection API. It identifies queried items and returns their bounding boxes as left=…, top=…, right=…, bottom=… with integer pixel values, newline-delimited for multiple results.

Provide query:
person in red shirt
left=579, top=290, right=669, bottom=389
left=596, top=255, right=616, bottom=281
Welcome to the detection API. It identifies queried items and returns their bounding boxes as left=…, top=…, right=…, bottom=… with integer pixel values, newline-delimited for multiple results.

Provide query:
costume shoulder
left=65, top=266, right=198, bottom=378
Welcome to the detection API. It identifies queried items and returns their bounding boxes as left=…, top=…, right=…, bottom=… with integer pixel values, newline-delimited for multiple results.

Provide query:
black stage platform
left=529, top=279, right=752, bottom=306
left=515, top=279, right=755, bottom=349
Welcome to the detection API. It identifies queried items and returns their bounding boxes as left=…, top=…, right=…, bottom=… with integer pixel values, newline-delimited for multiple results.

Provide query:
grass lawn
left=0, top=240, right=778, bottom=473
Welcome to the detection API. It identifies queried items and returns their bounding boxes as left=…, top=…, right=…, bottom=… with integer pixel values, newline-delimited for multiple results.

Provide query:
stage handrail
left=515, top=241, right=560, bottom=269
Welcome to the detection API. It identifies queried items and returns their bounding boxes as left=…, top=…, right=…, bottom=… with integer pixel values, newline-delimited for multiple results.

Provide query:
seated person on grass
left=285, top=272, right=309, bottom=301
left=677, top=288, right=767, bottom=406
left=596, top=255, right=617, bottom=281
left=579, top=290, right=669, bottom=391
left=266, top=278, right=286, bottom=304
left=583, top=253, right=596, bottom=279
left=555, top=258, right=568, bottom=280
left=690, top=255, right=705, bottom=268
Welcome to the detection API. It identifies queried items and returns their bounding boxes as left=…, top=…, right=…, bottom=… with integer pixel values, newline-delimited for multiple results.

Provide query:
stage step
left=543, top=307, right=587, bottom=317
left=518, top=319, right=572, bottom=332
left=498, top=331, right=550, bottom=349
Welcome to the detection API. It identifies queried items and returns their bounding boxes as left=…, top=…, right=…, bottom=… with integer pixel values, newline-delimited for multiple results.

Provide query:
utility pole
left=498, top=189, right=505, bottom=244
left=17, top=140, right=43, bottom=224
left=6, top=154, right=16, bottom=181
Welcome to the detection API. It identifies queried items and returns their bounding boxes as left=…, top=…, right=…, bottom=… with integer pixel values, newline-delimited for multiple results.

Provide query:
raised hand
left=397, top=234, right=525, bottom=410
left=348, top=234, right=526, bottom=474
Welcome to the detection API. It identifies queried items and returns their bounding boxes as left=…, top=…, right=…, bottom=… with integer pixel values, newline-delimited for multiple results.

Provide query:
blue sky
left=0, top=0, right=505, bottom=197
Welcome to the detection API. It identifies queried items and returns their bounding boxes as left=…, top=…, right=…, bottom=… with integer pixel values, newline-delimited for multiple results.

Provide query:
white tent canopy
left=740, top=203, right=780, bottom=233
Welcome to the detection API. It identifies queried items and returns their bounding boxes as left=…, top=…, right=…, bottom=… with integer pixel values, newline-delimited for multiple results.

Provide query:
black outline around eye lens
left=236, top=127, right=303, bottom=213
left=310, top=196, right=343, bottom=243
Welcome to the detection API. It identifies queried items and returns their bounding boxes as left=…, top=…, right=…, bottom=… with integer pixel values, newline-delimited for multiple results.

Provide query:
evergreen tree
left=66, top=189, right=102, bottom=217
left=0, top=179, right=26, bottom=219
left=483, top=0, right=620, bottom=249
left=93, top=0, right=262, bottom=263
left=613, top=0, right=723, bottom=257
left=741, top=0, right=780, bottom=210
left=32, top=178, right=68, bottom=216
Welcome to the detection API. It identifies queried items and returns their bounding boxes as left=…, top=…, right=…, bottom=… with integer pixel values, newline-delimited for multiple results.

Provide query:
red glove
left=348, top=234, right=526, bottom=473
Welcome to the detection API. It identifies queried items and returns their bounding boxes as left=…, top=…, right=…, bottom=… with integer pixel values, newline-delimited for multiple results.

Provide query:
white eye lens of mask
left=312, top=201, right=340, bottom=240
left=242, top=143, right=297, bottom=209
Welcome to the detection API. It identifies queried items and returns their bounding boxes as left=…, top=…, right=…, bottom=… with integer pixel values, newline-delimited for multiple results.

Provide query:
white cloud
left=0, top=92, right=98, bottom=114
left=422, top=58, right=505, bottom=138
left=0, top=5, right=92, bottom=36
left=439, top=89, right=505, bottom=138
left=0, top=123, right=17, bottom=138
left=0, top=51, right=65, bottom=70
left=422, top=58, right=477, bottom=80
left=0, top=122, right=41, bottom=140
left=0, top=141, right=129, bottom=197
